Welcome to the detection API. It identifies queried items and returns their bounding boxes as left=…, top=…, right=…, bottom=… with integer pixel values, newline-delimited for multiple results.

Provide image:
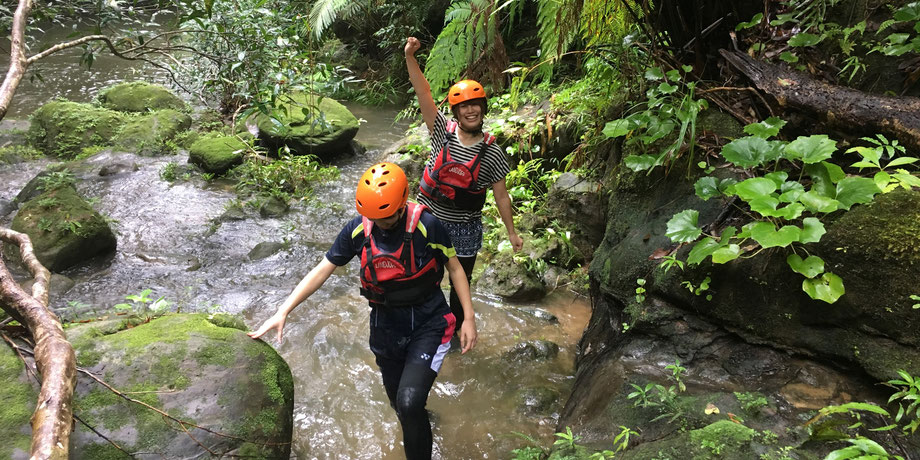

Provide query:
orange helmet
left=448, top=79, right=487, bottom=106
left=355, top=162, right=408, bottom=219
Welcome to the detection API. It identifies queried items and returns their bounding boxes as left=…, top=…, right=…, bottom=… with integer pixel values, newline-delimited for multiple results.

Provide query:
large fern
left=425, top=1, right=474, bottom=96
left=535, top=0, right=582, bottom=80
left=309, top=0, right=366, bottom=39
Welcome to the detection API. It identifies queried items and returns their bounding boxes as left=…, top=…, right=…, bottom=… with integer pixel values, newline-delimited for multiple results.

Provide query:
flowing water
left=0, top=35, right=590, bottom=459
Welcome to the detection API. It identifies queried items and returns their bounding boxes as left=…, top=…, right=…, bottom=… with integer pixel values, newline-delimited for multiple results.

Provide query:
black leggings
left=370, top=301, right=454, bottom=460
left=448, top=255, right=477, bottom=333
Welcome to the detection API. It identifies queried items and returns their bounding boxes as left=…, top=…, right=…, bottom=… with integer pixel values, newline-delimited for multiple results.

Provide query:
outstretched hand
left=509, top=233, right=524, bottom=252
left=247, top=312, right=287, bottom=343
left=405, top=36, right=421, bottom=57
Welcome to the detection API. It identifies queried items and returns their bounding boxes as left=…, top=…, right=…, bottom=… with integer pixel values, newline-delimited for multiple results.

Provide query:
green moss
left=833, top=189, right=920, bottom=265
left=114, top=109, right=193, bottom=155
left=76, top=382, right=183, bottom=450
left=239, top=407, right=280, bottom=437
left=688, top=420, right=756, bottom=459
left=74, top=442, right=134, bottom=460
left=96, top=314, right=237, bottom=357
left=152, top=344, right=190, bottom=389
left=0, top=345, right=36, bottom=459
left=194, top=343, right=234, bottom=367
left=187, top=134, right=247, bottom=174
left=206, top=313, right=248, bottom=331
left=77, top=347, right=104, bottom=367
left=27, top=100, right=126, bottom=158
left=98, top=81, right=187, bottom=113
left=0, top=144, right=43, bottom=163
left=259, top=348, right=292, bottom=405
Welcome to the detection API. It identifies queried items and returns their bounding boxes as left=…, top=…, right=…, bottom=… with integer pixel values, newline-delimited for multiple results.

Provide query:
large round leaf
left=666, top=210, right=702, bottom=243
left=721, top=136, right=781, bottom=168
left=787, top=254, right=825, bottom=278
left=784, top=135, right=837, bottom=164
left=802, top=272, right=845, bottom=303
left=750, top=222, right=801, bottom=248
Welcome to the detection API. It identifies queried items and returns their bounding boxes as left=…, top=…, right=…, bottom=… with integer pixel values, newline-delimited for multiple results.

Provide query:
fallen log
left=720, top=49, right=920, bottom=151
left=0, top=228, right=75, bottom=460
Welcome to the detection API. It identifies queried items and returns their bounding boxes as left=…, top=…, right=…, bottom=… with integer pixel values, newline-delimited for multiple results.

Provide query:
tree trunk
left=0, top=0, right=33, bottom=122
left=0, top=228, right=75, bottom=460
left=720, top=49, right=920, bottom=151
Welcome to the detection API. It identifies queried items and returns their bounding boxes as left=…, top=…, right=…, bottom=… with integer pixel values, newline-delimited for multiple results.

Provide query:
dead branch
left=0, top=228, right=75, bottom=460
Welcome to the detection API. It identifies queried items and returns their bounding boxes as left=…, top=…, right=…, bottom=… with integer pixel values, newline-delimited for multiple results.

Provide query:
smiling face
left=453, top=99, right=485, bottom=133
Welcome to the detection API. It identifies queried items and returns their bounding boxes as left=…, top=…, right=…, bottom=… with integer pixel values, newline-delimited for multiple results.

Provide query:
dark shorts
left=440, top=219, right=483, bottom=257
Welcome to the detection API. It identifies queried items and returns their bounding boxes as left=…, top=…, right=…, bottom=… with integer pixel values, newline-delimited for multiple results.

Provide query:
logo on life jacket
left=359, top=203, right=442, bottom=306
left=419, top=120, right=495, bottom=211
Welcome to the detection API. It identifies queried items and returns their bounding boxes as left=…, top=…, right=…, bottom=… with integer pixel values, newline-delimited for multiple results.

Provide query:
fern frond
left=309, top=0, right=364, bottom=38
left=427, top=12, right=472, bottom=96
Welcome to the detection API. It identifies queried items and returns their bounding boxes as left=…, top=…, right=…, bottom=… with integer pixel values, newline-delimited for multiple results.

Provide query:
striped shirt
left=418, top=112, right=510, bottom=223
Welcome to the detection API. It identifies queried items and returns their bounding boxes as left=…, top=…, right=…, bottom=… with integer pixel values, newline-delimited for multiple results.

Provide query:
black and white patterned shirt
left=418, top=112, right=510, bottom=223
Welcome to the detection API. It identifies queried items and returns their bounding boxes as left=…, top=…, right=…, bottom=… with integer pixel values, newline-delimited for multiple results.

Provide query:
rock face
left=28, top=101, right=126, bottom=158
left=188, top=134, right=248, bottom=174
left=61, top=314, right=295, bottom=459
left=476, top=251, right=547, bottom=301
left=97, top=81, right=188, bottom=113
left=9, top=184, right=116, bottom=272
left=245, top=93, right=359, bottom=161
left=559, top=162, right=920, bottom=457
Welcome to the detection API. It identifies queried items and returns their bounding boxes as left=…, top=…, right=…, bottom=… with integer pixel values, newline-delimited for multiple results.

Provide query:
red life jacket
left=419, top=120, right=496, bottom=211
left=359, top=202, right=442, bottom=306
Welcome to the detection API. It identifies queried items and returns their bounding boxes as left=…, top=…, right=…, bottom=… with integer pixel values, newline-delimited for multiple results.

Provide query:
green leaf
left=764, top=171, right=789, bottom=187
left=603, top=119, right=632, bottom=138
left=645, top=67, right=665, bottom=80
left=733, top=177, right=778, bottom=200
left=823, top=161, right=847, bottom=184
left=712, top=244, right=741, bottom=263
left=721, top=136, right=782, bottom=168
left=802, top=272, right=845, bottom=303
left=694, top=177, right=721, bottom=201
left=751, top=222, right=801, bottom=248
left=788, top=32, right=826, bottom=47
left=846, top=438, right=889, bottom=455
left=748, top=195, right=781, bottom=217
left=743, top=117, right=786, bottom=138
left=784, top=135, right=837, bottom=164
left=800, top=217, right=826, bottom=243
left=779, top=51, right=799, bottom=63
left=894, top=3, right=920, bottom=22
left=779, top=181, right=805, bottom=203
left=787, top=254, right=825, bottom=278
left=687, top=237, right=721, bottom=265
left=874, top=170, right=891, bottom=191
left=666, top=210, right=702, bottom=243
left=736, top=13, right=763, bottom=30
left=824, top=446, right=864, bottom=460
left=835, top=177, right=881, bottom=210
left=887, top=156, right=919, bottom=167
left=624, top=154, right=660, bottom=172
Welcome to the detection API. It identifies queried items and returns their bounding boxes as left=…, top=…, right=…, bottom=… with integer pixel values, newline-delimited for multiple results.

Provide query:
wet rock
left=543, top=172, right=605, bottom=265
left=113, top=109, right=193, bottom=155
left=219, top=205, right=248, bottom=222
left=186, top=256, right=202, bottom=272
left=8, top=184, right=116, bottom=272
left=515, top=307, right=558, bottom=323
left=245, top=93, right=359, bottom=161
left=97, top=81, right=188, bottom=113
left=27, top=100, right=126, bottom=159
left=259, top=197, right=289, bottom=218
left=21, top=273, right=76, bottom=298
left=541, top=264, right=569, bottom=292
left=503, top=340, right=559, bottom=362
left=188, top=134, right=247, bottom=174
left=249, top=241, right=286, bottom=260
left=98, top=159, right=140, bottom=176
left=516, top=385, right=560, bottom=415
left=477, top=251, right=546, bottom=301
left=18, top=313, right=295, bottom=459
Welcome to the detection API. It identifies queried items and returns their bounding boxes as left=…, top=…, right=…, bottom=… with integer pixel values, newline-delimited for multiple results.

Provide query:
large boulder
left=187, top=134, right=248, bottom=174
left=114, top=109, right=193, bottom=155
left=0, top=314, right=294, bottom=459
left=67, top=314, right=294, bottom=459
left=27, top=100, right=126, bottom=159
left=476, top=251, right=547, bottom=301
left=9, top=184, right=116, bottom=272
left=97, top=81, right=188, bottom=113
left=245, top=93, right=359, bottom=161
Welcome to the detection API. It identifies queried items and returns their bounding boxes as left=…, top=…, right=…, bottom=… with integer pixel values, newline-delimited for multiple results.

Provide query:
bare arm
left=445, top=256, right=478, bottom=353
left=248, top=258, right=339, bottom=342
left=405, top=37, right=439, bottom=133
left=492, top=180, right=524, bottom=252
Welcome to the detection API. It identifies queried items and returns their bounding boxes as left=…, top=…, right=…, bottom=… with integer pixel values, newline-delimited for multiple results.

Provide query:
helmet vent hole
left=379, top=204, right=390, bottom=210
left=379, top=181, right=387, bottom=187
left=382, top=170, right=390, bottom=175
left=364, top=179, right=370, bottom=185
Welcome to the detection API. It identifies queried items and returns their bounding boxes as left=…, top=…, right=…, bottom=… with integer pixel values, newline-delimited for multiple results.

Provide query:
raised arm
left=405, top=37, right=439, bottom=133
left=248, top=258, right=338, bottom=343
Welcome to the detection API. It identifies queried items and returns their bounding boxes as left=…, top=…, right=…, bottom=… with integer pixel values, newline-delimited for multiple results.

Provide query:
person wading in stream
left=248, top=162, right=477, bottom=460
left=405, top=36, right=524, bottom=343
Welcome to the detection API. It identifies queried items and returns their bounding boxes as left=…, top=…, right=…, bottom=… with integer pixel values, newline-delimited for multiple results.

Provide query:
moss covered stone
left=0, top=344, right=37, bottom=460
left=188, top=134, right=247, bottom=174
left=10, top=185, right=116, bottom=272
left=64, top=313, right=293, bottom=459
left=97, top=81, right=187, bottom=113
left=113, top=109, right=192, bottom=155
left=246, top=93, right=359, bottom=160
left=27, top=100, right=126, bottom=159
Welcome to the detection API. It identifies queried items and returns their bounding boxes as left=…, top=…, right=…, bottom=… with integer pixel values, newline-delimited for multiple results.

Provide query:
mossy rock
left=27, top=100, right=126, bottom=159
left=113, top=109, right=193, bottom=155
left=0, top=343, right=37, bottom=460
left=188, top=134, right=247, bottom=174
left=9, top=184, right=116, bottom=272
left=97, top=81, right=187, bottom=113
left=476, top=251, right=547, bottom=301
left=245, top=93, right=359, bottom=161
left=65, top=313, right=293, bottom=459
